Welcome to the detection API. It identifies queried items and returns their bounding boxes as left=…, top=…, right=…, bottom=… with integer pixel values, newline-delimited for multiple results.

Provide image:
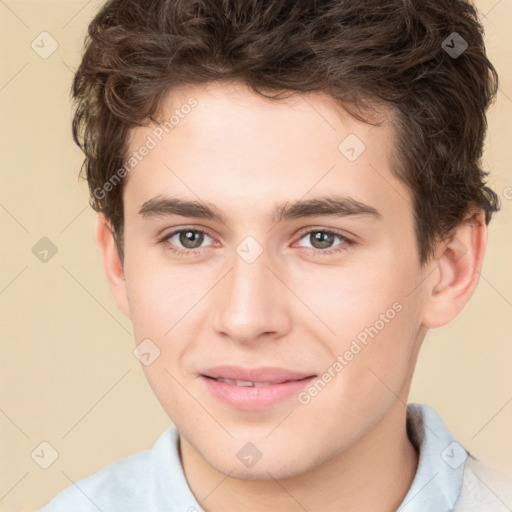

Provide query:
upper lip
left=201, top=366, right=316, bottom=384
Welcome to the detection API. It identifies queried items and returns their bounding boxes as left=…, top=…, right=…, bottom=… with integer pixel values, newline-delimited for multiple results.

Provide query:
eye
left=159, top=228, right=215, bottom=256
left=158, top=227, right=354, bottom=258
left=294, top=229, right=353, bottom=255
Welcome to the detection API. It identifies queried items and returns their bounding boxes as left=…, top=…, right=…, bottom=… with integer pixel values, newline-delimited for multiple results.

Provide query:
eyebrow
left=138, top=194, right=381, bottom=224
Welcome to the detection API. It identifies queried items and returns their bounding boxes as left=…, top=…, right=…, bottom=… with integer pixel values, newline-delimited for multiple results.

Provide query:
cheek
left=124, top=254, right=207, bottom=338
left=124, top=257, right=219, bottom=398
left=290, top=253, right=422, bottom=392
left=124, top=261, right=200, bottom=415
left=287, top=248, right=418, bottom=336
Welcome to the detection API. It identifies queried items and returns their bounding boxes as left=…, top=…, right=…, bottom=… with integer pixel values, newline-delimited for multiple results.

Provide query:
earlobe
left=94, top=214, right=132, bottom=320
left=422, top=211, right=487, bottom=328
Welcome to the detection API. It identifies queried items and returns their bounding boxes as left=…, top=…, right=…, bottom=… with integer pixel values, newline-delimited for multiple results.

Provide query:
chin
left=217, top=464, right=304, bottom=482
left=206, top=450, right=314, bottom=481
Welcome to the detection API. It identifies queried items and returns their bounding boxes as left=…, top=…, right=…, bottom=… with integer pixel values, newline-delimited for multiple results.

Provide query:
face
left=118, top=81, right=431, bottom=479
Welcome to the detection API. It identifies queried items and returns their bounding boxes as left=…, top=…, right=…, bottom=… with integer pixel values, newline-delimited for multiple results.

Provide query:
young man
left=40, top=0, right=512, bottom=510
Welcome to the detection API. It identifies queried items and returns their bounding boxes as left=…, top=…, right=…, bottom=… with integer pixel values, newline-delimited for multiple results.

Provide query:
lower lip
left=200, top=375, right=316, bottom=411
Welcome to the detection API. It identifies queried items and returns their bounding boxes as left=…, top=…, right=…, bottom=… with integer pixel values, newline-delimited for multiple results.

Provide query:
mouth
left=205, top=377, right=293, bottom=387
left=199, top=366, right=317, bottom=411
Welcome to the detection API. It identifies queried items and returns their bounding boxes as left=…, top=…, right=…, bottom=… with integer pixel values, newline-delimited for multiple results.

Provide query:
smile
left=200, top=370, right=317, bottom=411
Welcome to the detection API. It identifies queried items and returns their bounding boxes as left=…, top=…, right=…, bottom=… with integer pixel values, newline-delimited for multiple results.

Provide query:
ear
left=94, top=214, right=131, bottom=320
left=421, top=210, right=487, bottom=328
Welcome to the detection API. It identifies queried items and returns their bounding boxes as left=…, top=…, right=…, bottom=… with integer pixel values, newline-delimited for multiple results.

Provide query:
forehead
left=123, top=81, right=410, bottom=223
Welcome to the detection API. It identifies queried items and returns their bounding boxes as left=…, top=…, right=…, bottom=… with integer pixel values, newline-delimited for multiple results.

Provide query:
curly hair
left=72, top=0, right=499, bottom=264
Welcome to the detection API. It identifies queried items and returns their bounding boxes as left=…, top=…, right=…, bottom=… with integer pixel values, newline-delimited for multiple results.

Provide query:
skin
left=96, top=81, right=487, bottom=512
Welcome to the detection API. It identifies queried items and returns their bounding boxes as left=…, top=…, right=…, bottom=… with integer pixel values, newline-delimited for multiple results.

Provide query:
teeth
left=216, top=378, right=274, bottom=387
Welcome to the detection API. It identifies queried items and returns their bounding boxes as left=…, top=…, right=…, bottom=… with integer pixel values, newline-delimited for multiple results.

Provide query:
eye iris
left=179, top=230, right=204, bottom=249
left=311, top=231, right=335, bottom=249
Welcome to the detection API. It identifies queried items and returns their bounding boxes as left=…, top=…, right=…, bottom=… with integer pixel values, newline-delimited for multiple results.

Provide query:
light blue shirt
left=39, top=403, right=512, bottom=511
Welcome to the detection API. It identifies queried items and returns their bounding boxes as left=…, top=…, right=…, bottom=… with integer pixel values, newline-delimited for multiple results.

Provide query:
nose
left=211, top=249, right=292, bottom=345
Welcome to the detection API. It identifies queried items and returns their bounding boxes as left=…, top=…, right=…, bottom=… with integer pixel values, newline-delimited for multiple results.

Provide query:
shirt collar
left=398, top=402, right=467, bottom=511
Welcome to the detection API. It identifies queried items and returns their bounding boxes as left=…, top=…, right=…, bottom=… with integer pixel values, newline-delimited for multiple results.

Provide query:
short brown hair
left=72, top=0, right=499, bottom=264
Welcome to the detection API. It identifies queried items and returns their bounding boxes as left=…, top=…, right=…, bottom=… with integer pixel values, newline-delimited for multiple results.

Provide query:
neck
left=180, top=399, right=419, bottom=512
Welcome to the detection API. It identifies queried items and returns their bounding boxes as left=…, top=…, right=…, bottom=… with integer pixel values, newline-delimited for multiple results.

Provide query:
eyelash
left=158, top=227, right=355, bottom=257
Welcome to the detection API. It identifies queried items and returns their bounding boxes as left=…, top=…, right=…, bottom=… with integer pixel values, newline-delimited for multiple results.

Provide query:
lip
left=200, top=366, right=317, bottom=411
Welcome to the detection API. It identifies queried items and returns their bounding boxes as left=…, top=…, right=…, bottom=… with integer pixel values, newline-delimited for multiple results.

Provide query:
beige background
left=0, top=1, right=511, bottom=511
